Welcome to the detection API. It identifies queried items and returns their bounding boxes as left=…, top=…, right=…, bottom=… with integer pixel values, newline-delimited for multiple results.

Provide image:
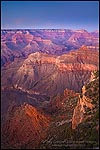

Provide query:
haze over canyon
left=1, top=29, right=99, bottom=149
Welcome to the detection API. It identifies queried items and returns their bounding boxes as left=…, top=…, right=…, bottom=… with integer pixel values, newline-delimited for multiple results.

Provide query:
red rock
left=2, top=103, right=50, bottom=149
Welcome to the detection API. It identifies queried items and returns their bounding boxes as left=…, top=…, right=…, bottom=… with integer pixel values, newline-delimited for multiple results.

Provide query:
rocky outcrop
left=72, top=86, right=94, bottom=129
left=1, top=29, right=99, bottom=149
left=1, top=47, right=99, bottom=97
left=72, top=71, right=99, bottom=129
left=42, top=88, right=79, bottom=125
left=1, top=103, right=50, bottom=149
left=38, top=70, right=99, bottom=149
left=1, top=29, right=99, bottom=66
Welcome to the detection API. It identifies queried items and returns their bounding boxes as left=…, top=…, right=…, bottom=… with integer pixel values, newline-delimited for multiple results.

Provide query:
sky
left=1, top=1, right=99, bottom=31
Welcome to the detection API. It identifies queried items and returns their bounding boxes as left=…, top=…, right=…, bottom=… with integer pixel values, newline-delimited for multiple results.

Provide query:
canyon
left=1, top=29, right=99, bottom=149
left=1, top=29, right=99, bottom=66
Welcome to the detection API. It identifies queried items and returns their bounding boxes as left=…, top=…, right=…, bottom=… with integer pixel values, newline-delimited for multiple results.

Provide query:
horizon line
left=1, top=28, right=99, bottom=32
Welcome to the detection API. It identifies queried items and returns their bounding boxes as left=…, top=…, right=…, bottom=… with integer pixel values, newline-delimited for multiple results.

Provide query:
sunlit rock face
left=1, top=103, right=50, bottom=149
left=1, top=45, right=99, bottom=97
left=72, top=71, right=99, bottom=129
left=1, top=29, right=99, bottom=149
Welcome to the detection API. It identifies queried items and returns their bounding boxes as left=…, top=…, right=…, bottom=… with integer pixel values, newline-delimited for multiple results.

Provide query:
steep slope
left=43, top=89, right=79, bottom=117
left=72, top=70, right=99, bottom=129
left=1, top=103, right=50, bottom=149
left=1, top=88, right=50, bottom=125
left=37, top=88, right=79, bottom=149
left=1, top=46, right=99, bottom=97
left=71, top=70, right=99, bottom=147
left=1, top=29, right=99, bottom=149
left=38, top=71, right=99, bottom=149
left=1, top=29, right=99, bottom=66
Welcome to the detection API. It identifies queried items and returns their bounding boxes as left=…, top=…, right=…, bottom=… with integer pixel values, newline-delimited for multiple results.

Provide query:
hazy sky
left=1, top=1, right=99, bottom=31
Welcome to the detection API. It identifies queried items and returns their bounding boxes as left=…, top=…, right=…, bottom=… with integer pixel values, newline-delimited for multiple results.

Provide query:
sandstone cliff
left=1, top=47, right=99, bottom=97
left=72, top=71, right=99, bottom=130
